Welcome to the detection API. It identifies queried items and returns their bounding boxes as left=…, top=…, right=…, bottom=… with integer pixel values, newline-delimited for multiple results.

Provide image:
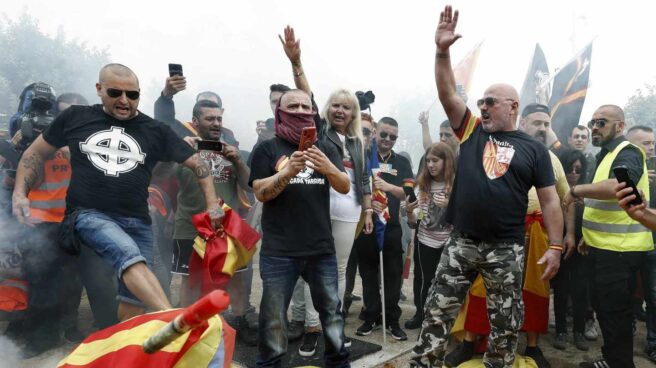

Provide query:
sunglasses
left=106, top=87, right=140, bottom=100
left=362, top=128, right=372, bottom=136
left=379, top=132, right=398, bottom=141
left=476, top=97, right=515, bottom=108
left=587, top=118, right=622, bottom=129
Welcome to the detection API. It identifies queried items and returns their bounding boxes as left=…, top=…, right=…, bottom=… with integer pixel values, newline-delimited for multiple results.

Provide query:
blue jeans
left=75, top=209, right=153, bottom=306
left=644, top=250, right=656, bottom=350
left=257, top=254, right=349, bottom=368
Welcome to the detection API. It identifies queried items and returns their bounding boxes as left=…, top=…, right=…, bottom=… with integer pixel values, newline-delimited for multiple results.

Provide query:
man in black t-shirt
left=410, top=7, right=563, bottom=368
left=354, top=117, right=413, bottom=341
left=249, top=89, right=350, bottom=367
left=12, top=63, right=223, bottom=322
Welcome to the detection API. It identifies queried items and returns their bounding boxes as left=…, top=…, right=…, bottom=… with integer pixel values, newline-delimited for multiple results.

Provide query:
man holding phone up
left=562, top=105, right=653, bottom=368
left=249, top=89, right=350, bottom=367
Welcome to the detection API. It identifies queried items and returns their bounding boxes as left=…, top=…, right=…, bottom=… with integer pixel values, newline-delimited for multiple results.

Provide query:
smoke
left=0, top=336, right=21, bottom=367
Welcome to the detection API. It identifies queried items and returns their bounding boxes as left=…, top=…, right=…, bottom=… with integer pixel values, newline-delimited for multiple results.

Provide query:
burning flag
left=548, top=43, right=593, bottom=142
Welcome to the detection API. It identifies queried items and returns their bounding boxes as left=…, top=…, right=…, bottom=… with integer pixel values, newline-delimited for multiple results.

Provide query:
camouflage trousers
left=411, top=233, right=525, bottom=368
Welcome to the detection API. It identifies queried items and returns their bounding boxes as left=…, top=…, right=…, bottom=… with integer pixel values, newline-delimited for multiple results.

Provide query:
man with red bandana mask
left=249, top=89, right=351, bottom=367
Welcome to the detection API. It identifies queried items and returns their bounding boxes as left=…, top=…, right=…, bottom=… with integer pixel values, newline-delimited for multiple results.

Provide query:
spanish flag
left=57, top=310, right=235, bottom=368
left=188, top=204, right=260, bottom=296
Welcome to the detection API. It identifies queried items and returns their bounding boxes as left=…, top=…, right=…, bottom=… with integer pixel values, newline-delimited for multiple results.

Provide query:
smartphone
left=403, top=185, right=417, bottom=203
left=613, top=166, right=643, bottom=205
left=648, top=157, right=656, bottom=171
left=298, top=126, right=316, bottom=151
left=197, top=140, right=223, bottom=152
left=168, top=63, right=183, bottom=77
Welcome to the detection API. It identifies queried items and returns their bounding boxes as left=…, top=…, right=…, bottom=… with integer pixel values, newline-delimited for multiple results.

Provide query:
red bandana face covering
left=274, top=106, right=316, bottom=145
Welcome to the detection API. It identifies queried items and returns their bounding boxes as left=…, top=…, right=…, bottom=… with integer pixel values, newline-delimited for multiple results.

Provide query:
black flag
left=519, top=43, right=550, bottom=109
left=548, top=43, right=593, bottom=143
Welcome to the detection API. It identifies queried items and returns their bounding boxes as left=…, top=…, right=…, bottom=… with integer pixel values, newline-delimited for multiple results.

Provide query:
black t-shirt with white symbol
left=376, top=151, right=414, bottom=225
left=446, top=108, right=555, bottom=244
left=248, top=137, right=345, bottom=257
left=42, top=105, right=195, bottom=221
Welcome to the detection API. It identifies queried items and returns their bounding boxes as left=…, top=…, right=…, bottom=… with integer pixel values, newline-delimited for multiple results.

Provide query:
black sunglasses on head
left=379, top=132, right=397, bottom=141
left=476, top=97, right=515, bottom=108
left=106, top=87, right=140, bottom=100
left=362, top=128, right=372, bottom=136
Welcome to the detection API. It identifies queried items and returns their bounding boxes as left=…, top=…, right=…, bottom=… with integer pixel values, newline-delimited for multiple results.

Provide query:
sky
left=3, top=0, right=655, bottom=153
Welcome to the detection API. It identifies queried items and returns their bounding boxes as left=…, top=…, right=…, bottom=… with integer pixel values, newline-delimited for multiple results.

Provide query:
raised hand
left=279, top=25, right=301, bottom=65
left=418, top=111, right=429, bottom=125
left=435, top=5, right=462, bottom=52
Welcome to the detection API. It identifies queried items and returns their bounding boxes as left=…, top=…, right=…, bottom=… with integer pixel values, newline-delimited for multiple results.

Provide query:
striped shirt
left=416, top=181, right=452, bottom=249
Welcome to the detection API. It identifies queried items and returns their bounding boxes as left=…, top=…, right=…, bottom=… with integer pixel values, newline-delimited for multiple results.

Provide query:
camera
left=16, top=82, right=56, bottom=151
left=356, top=90, right=375, bottom=112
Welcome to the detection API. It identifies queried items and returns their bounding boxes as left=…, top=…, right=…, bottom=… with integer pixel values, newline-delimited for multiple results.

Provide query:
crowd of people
left=0, top=4, right=654, bottom=368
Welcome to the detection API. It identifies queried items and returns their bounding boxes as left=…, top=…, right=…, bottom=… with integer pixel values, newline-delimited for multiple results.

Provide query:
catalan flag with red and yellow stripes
left=57, top=310, right=235, bottom=368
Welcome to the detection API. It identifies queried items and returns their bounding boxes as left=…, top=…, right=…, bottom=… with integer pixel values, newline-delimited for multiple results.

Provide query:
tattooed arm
left=12, top=135, right=57, bottom=225
left=253, top=151, right=305, bottom=202
left=182, top=153, right=222, bottom=223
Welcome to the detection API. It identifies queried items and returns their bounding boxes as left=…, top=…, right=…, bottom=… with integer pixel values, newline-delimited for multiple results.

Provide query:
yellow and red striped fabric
left=57, top=309, right=235, bottom=368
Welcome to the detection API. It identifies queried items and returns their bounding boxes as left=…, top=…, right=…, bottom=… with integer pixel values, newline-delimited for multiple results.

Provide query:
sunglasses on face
left=476, top=97, right=515, bottom=108
left=362, top=128, right=372, bottom=136
left=587, top=118, right=620, bottom=129
left=106, top=88, right=140, bottom=100
left=379, top=132, right=398, bottom=141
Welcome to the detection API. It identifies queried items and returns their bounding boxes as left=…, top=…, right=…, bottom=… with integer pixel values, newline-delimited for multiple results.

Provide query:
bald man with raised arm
left=410, top=6, right=563, bottom=368
left=12, top=63, right=223, bottom=321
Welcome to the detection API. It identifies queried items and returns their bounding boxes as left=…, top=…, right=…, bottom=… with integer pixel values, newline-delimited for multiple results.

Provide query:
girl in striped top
left=404, top=142, right=456, bottom=329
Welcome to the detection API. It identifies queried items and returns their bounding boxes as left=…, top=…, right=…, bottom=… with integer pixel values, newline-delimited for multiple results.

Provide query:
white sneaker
left=584, top=319, right=598, bottom=341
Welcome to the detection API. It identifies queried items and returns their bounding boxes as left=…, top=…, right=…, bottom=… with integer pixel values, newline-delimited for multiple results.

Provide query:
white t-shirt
left=330, top=133, right=362, bottom=222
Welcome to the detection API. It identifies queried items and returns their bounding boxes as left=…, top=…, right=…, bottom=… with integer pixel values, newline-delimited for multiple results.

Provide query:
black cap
left=521, top=103, right=550, bottom=118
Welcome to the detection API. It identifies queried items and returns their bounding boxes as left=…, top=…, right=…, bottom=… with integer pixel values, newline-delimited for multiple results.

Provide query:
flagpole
left=379, top=250, right=387, bottom=345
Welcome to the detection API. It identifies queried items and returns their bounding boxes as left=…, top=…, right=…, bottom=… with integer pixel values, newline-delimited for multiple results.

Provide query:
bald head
left=479, top=83, right=520, bottom=133
left=485, top=83, right=519, bottom=102
left=99, top=63, right=139, bottom=86
left=595, top=104, right=625, bottom=121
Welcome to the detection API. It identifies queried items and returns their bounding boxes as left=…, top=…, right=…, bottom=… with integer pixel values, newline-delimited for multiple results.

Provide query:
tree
left=625, top=83, right=656, bottom=128
left=0, top=13, right=109, bottom=121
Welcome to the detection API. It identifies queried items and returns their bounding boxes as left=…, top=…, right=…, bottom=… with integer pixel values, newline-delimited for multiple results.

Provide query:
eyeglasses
left=106, top=87, right=140, bottom=100
left=379, top=132, right=397, bottom=141
left=476, top=97, right=516, bottom=108
left=587, top=118, right=620, bottom=129
left=571, top=134, right=588, bottom=140
left=362, top=128, right=372, bottom=136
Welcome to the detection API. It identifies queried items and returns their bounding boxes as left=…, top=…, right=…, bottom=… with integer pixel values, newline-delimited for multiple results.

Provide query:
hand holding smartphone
left=403, top=185, right=417, bottom=203
left=197, top=140, right=223, bottom=152
left=168, top=63, right=183, bottom=77
left=613, top=166, right=643, bottom=205
left=298, top=127, right=316, bottom=151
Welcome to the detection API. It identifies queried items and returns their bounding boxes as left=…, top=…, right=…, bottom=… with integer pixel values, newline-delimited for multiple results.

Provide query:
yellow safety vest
left=582, top=140, right=653, bottom=251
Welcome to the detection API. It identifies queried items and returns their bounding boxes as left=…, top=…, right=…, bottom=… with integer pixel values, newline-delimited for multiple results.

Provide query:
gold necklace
left=379, top=151, right=392, bottom=163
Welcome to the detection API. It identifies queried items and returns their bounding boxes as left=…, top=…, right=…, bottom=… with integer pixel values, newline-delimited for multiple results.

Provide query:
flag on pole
left=548, top=42, right=593, bottom=143
left=369, top=139, right=389, bottom=250
left=519, top=43, right=550, bottom=109
left=57, top=309, right=235, bottom=368
left=453, top=41, right=483, bottom=100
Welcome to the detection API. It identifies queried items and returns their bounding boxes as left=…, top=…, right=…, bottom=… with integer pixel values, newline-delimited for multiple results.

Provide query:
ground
left=3, top=261, right=655, bottom=368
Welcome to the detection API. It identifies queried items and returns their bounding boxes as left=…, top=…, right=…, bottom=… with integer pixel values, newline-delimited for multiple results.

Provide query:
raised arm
left=279, top=26, right=311, bottom=95
left=419, top=111, right=433, bottom=150
left=154, top=76, right=186, bottom=124
left=12, top=135, right=57, bottom=224
left=435, top=5, right=467, bottom=130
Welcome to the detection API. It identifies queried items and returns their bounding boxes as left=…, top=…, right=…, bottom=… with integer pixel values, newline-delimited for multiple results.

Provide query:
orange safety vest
left=28, top=150, right=70, bottom=223
left=0, top=278, right=28, bottom=312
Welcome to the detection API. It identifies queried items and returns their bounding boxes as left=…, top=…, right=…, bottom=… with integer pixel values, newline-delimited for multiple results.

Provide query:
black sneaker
left=235, top=316, right=258, bottom=347
left=444, top=340, right=474, bottom=367
left=552, top=332, right=567, bottom=350
left=298, top=331, right=321, bottom=357
left=525, top=346, right=550, bottom=368
left=288, top=320, right=305, bottom=342
left=386, top=323, right=408, bottom=341
left=356, top=320, right=380, bottom=336
left=344, top=336, right=352, bottom=348
left=64, top=327, right=86, bottom=343
left=579, top=359, right=611, bottom=368
left=404, top=313, right=423, bottom=330
left=573, top=332, right=588, bottom=351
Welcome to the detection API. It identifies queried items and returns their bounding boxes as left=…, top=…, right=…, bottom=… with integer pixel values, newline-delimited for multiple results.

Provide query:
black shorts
left=171, top=239, right=194, bottom=275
